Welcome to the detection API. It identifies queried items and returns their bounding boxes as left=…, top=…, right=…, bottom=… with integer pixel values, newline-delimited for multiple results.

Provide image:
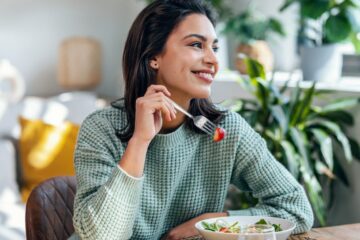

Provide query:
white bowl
left=195, top=216, right=296, bottom=240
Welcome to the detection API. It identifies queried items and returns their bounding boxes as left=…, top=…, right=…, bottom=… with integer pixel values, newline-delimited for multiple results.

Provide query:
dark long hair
left=112, top=0, right=227, bottom=142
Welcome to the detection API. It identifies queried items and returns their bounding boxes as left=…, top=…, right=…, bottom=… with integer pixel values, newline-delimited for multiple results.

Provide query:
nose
left=203, top=47, right=218, bottom=67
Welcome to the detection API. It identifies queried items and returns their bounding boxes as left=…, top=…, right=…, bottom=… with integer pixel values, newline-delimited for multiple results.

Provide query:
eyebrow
left=182, top=34, right=218, bottom=44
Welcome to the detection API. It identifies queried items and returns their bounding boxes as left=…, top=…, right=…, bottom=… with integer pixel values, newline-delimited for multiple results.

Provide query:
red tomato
left=213, top=127, right=226, bottom=142
left=219, top=227, right=229, bottom=233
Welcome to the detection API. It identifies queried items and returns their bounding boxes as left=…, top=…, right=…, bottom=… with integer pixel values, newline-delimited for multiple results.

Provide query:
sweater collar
left=150, top=123, right=189, bottom=149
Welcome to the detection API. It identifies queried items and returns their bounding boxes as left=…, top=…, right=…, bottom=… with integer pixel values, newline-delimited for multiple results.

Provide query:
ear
left=149, top=57, right=159, bottom=69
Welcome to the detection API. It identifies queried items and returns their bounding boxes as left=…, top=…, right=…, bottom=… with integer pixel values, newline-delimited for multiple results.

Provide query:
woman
left=70, top=0, right=313, bottom=239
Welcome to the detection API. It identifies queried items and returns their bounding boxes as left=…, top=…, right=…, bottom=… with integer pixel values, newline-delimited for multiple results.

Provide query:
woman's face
left=153, top=14, right=219, bottom=100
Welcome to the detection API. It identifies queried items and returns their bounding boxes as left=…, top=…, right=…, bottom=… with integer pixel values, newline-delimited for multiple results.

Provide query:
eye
left=213, top=46, right=219, bottom=53
left=190, top=42, right=203, bottom=49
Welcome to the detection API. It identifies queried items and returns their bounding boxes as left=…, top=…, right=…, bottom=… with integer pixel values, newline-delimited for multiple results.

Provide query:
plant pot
left=300, top=44, right=342, bottom=82
left=235, top=40, right=274, bottom=74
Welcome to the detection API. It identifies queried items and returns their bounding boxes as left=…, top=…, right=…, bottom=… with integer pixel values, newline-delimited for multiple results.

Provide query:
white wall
left=0, top=0, right=145, bottom=98
left=0, top=0, right=300, bottom=98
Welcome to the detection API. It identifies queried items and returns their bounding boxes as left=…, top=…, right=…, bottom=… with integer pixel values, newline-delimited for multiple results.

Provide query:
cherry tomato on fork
left=213, top=127, right=226, bottom=142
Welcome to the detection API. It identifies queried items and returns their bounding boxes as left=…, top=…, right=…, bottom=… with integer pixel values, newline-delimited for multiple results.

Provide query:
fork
left=166, top=97, right=217, bottom=135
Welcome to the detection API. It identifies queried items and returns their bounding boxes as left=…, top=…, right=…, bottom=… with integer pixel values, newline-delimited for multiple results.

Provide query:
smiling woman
left=69, top=1, right=314, bottom=240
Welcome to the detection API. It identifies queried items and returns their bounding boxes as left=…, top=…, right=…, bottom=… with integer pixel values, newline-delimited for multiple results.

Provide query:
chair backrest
left=25, top=176, right=77, bottom=240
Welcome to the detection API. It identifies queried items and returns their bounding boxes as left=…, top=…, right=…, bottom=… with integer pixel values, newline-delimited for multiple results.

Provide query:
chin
left=191, top=88, right=211, bottom=99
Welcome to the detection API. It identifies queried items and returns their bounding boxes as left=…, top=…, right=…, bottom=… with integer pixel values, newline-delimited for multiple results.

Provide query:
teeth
left=196, top=72, right=213, bottom=81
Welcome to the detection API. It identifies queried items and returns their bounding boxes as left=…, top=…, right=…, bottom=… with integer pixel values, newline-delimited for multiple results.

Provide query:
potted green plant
left=223, top=5, right=285, bottom=75
left=280, top=0, right=360, bottom=82
left=224, top=56, right=360, bottom=226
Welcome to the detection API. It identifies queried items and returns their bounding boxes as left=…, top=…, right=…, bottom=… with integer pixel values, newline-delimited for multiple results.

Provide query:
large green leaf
left=320, top=98, right=359, bottom=113
left=302, top=170, right=326, bottom=226
left=280, top=140, right=300, bottom=178
left=308, top=120, right=353, bottom=162
left=290, top=83, right=316, bottom=125
left=333, top=156, right=350, bottom=187
left=288, top=83, right=302, bottom=125
left=269, top=18, right=286, bottom=36
left=244, top=57, right=266, bottom=79
left=311, top=129, right=334, bottom=170
left=270, top=105, right=288, bottom=135
left=289, top=127, right=313, bottom=174
left=338, top=0, right=360, bottom=9
left=315, top=110, right=354, bottom=126
left=299, top=83, right=316, bottom=122
left=324, top=14, right=352, bottom=42
left=349, top=137, right=360, bottom=161
left=301, top=0, right=330, bottom=19
left=255, top=79, right=271, bottom=110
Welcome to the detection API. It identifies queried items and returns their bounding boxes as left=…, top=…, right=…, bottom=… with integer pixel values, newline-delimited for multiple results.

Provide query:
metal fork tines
left=167, top=98, right=217, bottom=135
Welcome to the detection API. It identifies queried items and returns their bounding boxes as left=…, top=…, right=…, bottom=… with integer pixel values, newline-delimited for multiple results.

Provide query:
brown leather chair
left=25, top=176, right=77, bottom=240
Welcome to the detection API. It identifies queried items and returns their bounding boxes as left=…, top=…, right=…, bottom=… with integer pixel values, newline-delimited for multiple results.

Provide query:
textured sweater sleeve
left=228, top=117, right=314, bottom=234
left=72, top=112, right=143, bottom=239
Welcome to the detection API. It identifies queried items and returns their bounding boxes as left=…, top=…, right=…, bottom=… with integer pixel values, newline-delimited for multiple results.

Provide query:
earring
left=151, top=61, right=158, bottom=69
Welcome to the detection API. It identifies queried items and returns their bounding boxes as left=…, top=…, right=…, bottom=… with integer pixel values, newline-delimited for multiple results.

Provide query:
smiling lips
left=192, top=71, right=214, bottom=83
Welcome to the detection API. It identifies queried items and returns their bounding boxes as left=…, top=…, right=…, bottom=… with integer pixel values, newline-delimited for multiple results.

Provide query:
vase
left=300, top=44, right=342, bottom=82
left=235, top=40, right=274, bottom=74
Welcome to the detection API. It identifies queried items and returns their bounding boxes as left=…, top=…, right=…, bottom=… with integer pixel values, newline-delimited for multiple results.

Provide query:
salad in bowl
left=195, top=216, right=296, bottom=240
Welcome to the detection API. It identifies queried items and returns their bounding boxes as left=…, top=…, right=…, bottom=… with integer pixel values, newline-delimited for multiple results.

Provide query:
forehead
left=169, top=14, right=217, bottom=41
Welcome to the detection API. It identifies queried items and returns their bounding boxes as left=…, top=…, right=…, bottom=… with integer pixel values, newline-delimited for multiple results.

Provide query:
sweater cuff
left=106, top=165, right=143, bottom=202
left=117, top=164, right=144, bottom=181
left=227, top=209, right=253, bottom=216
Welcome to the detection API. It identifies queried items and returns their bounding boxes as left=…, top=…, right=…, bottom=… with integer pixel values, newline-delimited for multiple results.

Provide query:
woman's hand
left=162, top=212, right=228, bottom=240
left=132, top=84, right=176, bottom=144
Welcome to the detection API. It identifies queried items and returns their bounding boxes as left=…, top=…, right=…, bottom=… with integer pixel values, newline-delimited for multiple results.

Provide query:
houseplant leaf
left=270, top=105, right=288, bottom=135
left=301, top=0, right=330, bottom=19
left=349, top=137, right=360, bottom=161
left=311, top=129, right=334, bottom=170
left=244, top=57, right=266, bottom=79
left=231, top=56, right=360, bottom=226
left=302, top=170, right=326, bottom=226
left=269, top=18, right=286, bottom=36
left=290, top=83, right=316, bottom=125
left=316, top=110, right=354, bottom=126
left=333, top=156, right=350, bottom=187
left=289, top=127, right=313, bottom=174
left=280, top=140, right=300, bottom=178
left=324, top=13, right=352, bottom=43
left=308, top=120, right=353, bottom=162
left=319, top=98, right=359, bottom=113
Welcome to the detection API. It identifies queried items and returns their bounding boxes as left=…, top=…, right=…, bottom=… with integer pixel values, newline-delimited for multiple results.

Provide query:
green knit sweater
left=70, top=104, right=313, bottom=240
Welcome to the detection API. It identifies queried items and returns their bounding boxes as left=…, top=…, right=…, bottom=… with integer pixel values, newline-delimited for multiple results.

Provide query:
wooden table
left=188, top=223, right=360, bottom=240
left=289, top=223, right=360, bottom=240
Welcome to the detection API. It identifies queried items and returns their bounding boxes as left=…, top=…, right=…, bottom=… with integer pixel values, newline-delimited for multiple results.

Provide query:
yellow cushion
left=18, top=116, right=80, bottom=202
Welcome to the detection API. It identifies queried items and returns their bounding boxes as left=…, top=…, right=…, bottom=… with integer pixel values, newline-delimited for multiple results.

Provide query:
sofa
left=0, top=91, right=106, bottom=240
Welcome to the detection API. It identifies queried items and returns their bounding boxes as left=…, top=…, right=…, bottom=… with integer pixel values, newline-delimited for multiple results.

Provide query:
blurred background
left=0, top=0, right=360, bottom=239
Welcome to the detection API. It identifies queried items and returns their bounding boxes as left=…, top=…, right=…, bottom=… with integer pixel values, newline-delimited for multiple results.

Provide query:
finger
left=147, top=101, right=172, bottom=122
left=145, top=84, right=171, bottom=97
left=147, top=94, right=176, bottom=120
left=164, top=98, right=177, bottom=120
left=164, top=97, right=177, bottom=119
